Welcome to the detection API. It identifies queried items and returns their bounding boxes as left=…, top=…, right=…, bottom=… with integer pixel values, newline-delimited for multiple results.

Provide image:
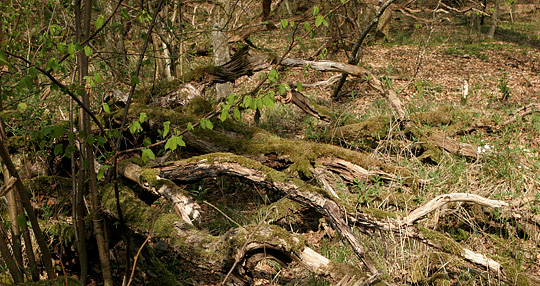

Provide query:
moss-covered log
left=101, top=181, right=366, bottom=284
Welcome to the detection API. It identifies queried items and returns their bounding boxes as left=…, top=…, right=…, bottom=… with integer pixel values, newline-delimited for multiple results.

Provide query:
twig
left=204, top=201, right=245, bottom=230
left=126, top=236, right=150, bottom=286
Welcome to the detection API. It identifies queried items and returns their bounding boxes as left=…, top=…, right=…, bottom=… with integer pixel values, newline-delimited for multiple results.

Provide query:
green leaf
left=28, top=67, right=38, bottom=78
left=341, top=0, right=346, bottom=3
left=57, top=43, right=66, bottom=54
left=233, top=108, right=241, bottom=121
left=187, top=122, right=194, bottom=131
left=177, top=135, right=186, bottom=147
left=313, top=6, right=320, bottom=16
left=200, top=119, right=213, bottom=130
left=18, top=76, right=33, bottom=90
left=243, top=96, right=253, bottom=108
left=289, top=21, right=295, bottom=27
left=95, top=15, right=105, bottom=30
left=84, top=46, right=92, bottom=57
left=297, top=82, right=303, bottom=92
left=139, top=112, right=147, bottom=123
left=262, top=97, right=275, bottom=109
left=97, top=136, right=107, bottom=145
left=87, top=134, right=95, bottom=145
left=165, top=137, right=176, bottom=151
left=0, top=51, right=10, bottom=67
left=141, top=148, right=155, bottom=162
left=162, top=121, right=170, bottom=138
left=102, top=102, right=110, bottom=114
left=315, top=15, right=324, bottom=27
left=143, top=137, right=152, bottom=146
left=94, top=72, right=102, bottom=83
left=280, top=19, right=288, bottom=29
left=17, top=102, right=27, bottom=112
left=54, top=144, right=63, bottom=156
left=16, top=216, right=26, bottom=227
left=68, top=44, right=76, bottom=55
left=226, top=94, right=236, bottom=105
left=268, top=69, right=278, bottom=82
left=131, top=76, right=139, bottom=86
left=129, top=121, right=141, bottom=134
left=279, top=83, right=290, bottom=95
left=220, top=108, right=228, bottom=122
left=323, top=18, right=329, bottom=27
left=97, top=165, right=110, bottom=180
left=85, top=76, right=95, bottom=87
left=304, top=22, right=311, bottom=32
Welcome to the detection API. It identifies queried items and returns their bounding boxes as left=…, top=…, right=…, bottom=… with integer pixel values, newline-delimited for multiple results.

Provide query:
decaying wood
left=197, top=49, right=406, bottom=119
left=278, top=58, right=406, bottom=119
left=429, top=131, right=479, bottom=159
left=317, top=157, right=398, bottom=183
left=151, top=153, right=517, bottom=283
left=118, top=161, right=201, bottom=225
left=113, top=163, right=366, bottom=284
left=275, top=90, right=331, bottom=122
left=403, top=193, right=509, bottom=225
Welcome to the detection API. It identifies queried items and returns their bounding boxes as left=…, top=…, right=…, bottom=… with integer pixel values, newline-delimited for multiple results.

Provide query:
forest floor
left=9, top=4, right=540, bottom=286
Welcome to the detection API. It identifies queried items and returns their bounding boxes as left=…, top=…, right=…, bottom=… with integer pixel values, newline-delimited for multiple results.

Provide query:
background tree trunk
left=212, top=2, right=233, bottom=99
left=488, top=0, right=500, bottom=38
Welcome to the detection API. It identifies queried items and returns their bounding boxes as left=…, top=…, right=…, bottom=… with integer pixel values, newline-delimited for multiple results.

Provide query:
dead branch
left=403, top=193, right=509, bottom=225
left=118, top=161, right=201, bottom=225
left=154, top=153, right=513, bottom=282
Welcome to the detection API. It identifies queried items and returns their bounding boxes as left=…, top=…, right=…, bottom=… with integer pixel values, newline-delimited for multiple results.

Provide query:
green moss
left=328, top=115, right=392, bottom=143
left=419, top=226, right=462, bottom=256
left=7, top=135, right=25, bottom=151
left=15, top=276, right=80, bottom=286
left=140, top=169, right=160, bottom=186
left=147, top=254, right=185, bottom=286
left=409, top=106, right=453, bottom=127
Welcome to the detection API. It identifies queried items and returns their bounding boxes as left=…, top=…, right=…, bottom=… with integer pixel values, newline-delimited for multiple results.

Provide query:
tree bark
left=211, top=1, right=233, bottom=99
left=487, top=0, right=500, bottom=38
left=75, top=0, right=113, bottom=284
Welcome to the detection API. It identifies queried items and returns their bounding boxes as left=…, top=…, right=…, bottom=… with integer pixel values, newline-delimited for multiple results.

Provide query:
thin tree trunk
left=73, top=1, right=88, bottom=284
left=332, top=0, right=397, bottom=98
left=0, top=81, right=54, bottom=280
left=75, top=0, right=113, bottom=284
left=488, top=0, right=500, bottom=38
left=0, top=225, right=23, bottom=283
left=0, top=122, right=55, bottom=279
left=4, top=166, right=23, bottom=272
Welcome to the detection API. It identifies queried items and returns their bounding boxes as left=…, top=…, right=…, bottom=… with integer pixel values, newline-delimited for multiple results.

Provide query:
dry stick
left=204, top=200, right=246, bottom=230
left=403, top=193, right=509, bottom=225
left=126, top=236, right=150, bottom=286
left=332, top=0, right=397, bottom=98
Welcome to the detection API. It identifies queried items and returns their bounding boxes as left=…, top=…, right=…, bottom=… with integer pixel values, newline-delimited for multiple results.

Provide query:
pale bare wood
left=429, top=132, right=479, bottom=158
left=118, top=161, right=201, bottom=225
left=403, top=193, right=509, bottom=225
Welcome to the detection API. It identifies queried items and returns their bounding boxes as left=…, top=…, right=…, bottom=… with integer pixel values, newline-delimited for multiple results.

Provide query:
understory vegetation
left=0, top=0, right=539, bottom=285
